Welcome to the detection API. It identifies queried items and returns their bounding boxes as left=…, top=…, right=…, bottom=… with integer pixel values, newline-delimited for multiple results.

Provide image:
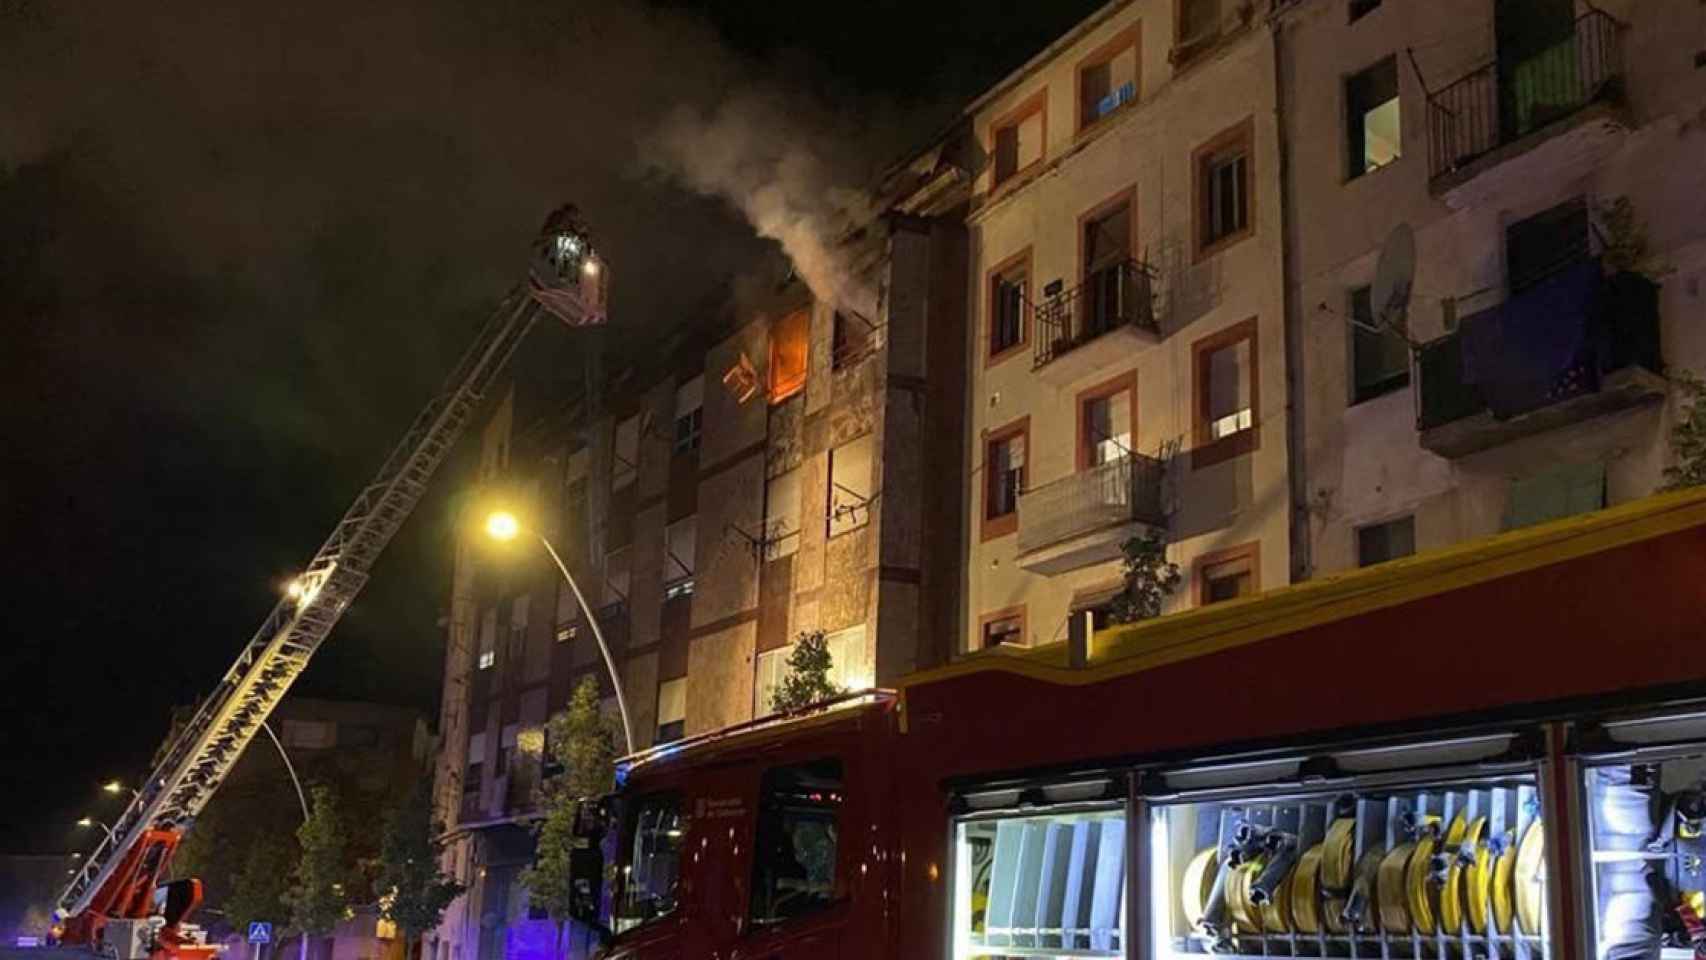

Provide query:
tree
left=1663, top=371, right=1706, bottom=492
left=520, top=676, right=618, bottom=958
left=377, top=779, right=464, bottom=951
left=226, top=833, right=293, bottom=934
left=769, top=630, right=843, bottom=713
left=284, top=784, right=348, bottom=941
left=1105, top=530, right=1182, bottom=624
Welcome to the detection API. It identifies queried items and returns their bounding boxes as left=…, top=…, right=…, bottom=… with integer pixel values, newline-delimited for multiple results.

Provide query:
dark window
left=1349, top=0, right=1382, bottom=22
left=832, top=311, right=871, bottom=370
left=655, top=720, right=685, bottom=744
left=993, top=123, right=1020, bottom=185
left=1203, top=566, right=1250, bottom=603
left=1200, top=141, right=1250, bottom=249
left=1349, top=285, right=1411, bottom=404
left=1346, top=56, right=1401, bottom=178
left=673, top=407, right=702, bottom=454
left=1357, top=515, right=1416, bottom=566
left=750, top=759, right=843, bottom=928
left=1199, top=547, right=1257, bottom=605
left=1180, top=0, right=1220, bottom=42
left=337, top=724, right=379, bottom=748
left=986, top=433, right=1025, bottom=520
left=464, top=761, right=483, bottom=787
left=991, top=267, right=1028, bottom=356
left=615, top=794, right=683, bottom=933
left=982, top=614, right=1023, bottom=648
left=1084, top=199, right=1132, bottom=336
left=1507, top=197, right=1589, bottom=293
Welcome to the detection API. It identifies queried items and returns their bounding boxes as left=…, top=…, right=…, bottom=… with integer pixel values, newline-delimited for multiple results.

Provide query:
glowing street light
left=76, top=817, right=115, bottom=843
left=483, top=509, right=633, bottom=753
left=484, top=510, right=520, bottom=542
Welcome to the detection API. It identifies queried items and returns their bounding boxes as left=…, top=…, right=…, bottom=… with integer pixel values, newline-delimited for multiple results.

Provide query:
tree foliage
left=377, top=778, right=464, bottom=941
left=1106, top=530, right=1182, bottom=624
left=769, top=630, right=844, bottom=713
left=520, top=676, right=617, bottom=940
left=1663, top=370, right=1706, bottom=492
left=225, top=832, right=293, bottom=933
left=284, top=784, right=348, bottom=936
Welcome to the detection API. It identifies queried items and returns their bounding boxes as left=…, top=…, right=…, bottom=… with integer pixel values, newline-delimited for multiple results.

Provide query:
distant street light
left=484, top=509, right=634, bottom=753
left=75, top=817, right=115, bottom=843
left=101, top=780, right=123, bottom=795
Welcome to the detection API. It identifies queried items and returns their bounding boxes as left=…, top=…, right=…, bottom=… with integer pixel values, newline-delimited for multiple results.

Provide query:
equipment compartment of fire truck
left=1577, top=709, right=1706, bottom=960
left=1144, top=735, right=1550, bottom=960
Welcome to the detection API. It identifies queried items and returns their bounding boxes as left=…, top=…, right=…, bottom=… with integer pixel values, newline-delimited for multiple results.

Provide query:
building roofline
left=961, top=0, right=1135, bottom=119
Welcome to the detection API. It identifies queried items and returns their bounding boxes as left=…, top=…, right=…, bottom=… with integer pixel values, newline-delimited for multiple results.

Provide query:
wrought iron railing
left=1426, top=10, right=1624, bottom=181
left=1034, top=259, right=1159, bottom=370
left=1017, top=452, right=1166, bottom=556
left=1416, top=262, right=1661, bottom=431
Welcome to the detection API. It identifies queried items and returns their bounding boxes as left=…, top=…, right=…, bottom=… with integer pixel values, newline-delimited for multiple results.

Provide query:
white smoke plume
left=646, top=91, right=884, bottom=322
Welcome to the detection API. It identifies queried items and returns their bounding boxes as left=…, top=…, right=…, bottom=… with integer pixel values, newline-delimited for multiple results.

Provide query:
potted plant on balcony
left=1106, top=530, right=1181, bottom=624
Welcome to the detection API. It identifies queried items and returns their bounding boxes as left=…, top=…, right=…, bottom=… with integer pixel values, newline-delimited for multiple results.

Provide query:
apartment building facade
left=1275, top=0, right=1706, bottom=574
left=427, top=148, right=973, bottom=960
left=961, top=0, right=1294, bottom=654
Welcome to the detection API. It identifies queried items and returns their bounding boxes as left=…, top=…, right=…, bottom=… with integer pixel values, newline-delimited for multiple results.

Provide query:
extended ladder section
left=59, top=288, right=555, bottom=919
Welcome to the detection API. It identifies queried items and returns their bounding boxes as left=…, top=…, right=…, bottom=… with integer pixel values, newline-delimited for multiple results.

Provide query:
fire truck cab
left=587, top=487, right=1706, bottom=960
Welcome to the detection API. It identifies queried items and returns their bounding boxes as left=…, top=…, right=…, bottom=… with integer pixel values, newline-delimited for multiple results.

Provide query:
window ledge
left=1193, top=227, right=1255, bottom=265
left=1191, top=427, right=1258, bottom=471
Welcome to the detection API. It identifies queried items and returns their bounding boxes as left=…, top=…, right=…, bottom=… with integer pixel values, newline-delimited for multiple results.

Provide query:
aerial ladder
left=51, top=206, right=608, bottom=960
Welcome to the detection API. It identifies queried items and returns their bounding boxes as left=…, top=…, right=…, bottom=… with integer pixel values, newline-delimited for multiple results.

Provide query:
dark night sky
left=0, top=0, right=1104, bottom=855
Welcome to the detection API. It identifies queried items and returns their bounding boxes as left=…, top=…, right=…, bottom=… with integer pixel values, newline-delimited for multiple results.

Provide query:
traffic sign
left=248, top=922, right=272, bottom=944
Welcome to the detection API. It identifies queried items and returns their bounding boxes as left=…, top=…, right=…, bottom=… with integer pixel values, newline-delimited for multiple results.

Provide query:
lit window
left=478, top=650, right=495, bottom=670
left=1204, top=338, right=1253, bottom=440
left=1078, top=29, right=1139, bottom=130
left=1357, top=515, right=1415, bottom=567
left=754, top=628, right=861, bottom=716
left=1081, top=381, right=1134, bottom=468
left=772, top=310, right=811, bottom=396
left=828, top=434, right=874, bottom=538
left=1349, top=285, right=1410, bottom=404
left=1346, top=56, right=1400, bottom=178
left=554, top=624, right=577, bottom=644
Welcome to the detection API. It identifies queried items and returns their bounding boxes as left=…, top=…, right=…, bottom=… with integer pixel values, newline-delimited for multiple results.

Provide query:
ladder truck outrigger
left=49, top=205, right=609, bottom=960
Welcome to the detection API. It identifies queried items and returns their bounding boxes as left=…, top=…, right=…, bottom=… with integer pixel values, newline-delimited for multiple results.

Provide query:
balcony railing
left=1416, top=260, right=1662, bottom=447
left=1034, top=259, right=1159, bottom=370
left=1017, top=452, right=1166, bottom=557
left=1426, top=10, right=1624, bottom=181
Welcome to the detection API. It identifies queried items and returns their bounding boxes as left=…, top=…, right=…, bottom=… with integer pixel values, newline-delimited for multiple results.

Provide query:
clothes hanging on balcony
left=1459, top=258, right=1601, bottom=419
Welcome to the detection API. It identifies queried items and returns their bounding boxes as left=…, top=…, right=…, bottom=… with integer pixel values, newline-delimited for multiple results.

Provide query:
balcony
left=1426, top=10, right=1627, bottom=206
left=1416, top=260, right=1663, bottom=459
left=1017, top=453, right=1167, bottom=575
left=1033, top=260, right=1160, bottom=386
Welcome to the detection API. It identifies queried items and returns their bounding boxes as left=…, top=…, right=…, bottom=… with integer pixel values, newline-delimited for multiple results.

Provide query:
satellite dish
left=1371, top=223, right=1416, bottom=336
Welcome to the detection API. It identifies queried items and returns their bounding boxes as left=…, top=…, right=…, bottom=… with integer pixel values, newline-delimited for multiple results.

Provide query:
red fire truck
left=585, top=487, right=1706, bottom=960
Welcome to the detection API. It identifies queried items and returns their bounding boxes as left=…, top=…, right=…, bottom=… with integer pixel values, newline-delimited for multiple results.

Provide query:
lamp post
left=484, top=510, right=635, bottom=754
left=75, top=817, right=115, bottom=844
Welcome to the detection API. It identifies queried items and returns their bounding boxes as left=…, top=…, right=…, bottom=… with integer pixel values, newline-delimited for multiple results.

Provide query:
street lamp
left=101, top=780, right=123, bottom=795
left=484, top=509, right=634, bottom=753
left=75, top=817, right=115, bottom=843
